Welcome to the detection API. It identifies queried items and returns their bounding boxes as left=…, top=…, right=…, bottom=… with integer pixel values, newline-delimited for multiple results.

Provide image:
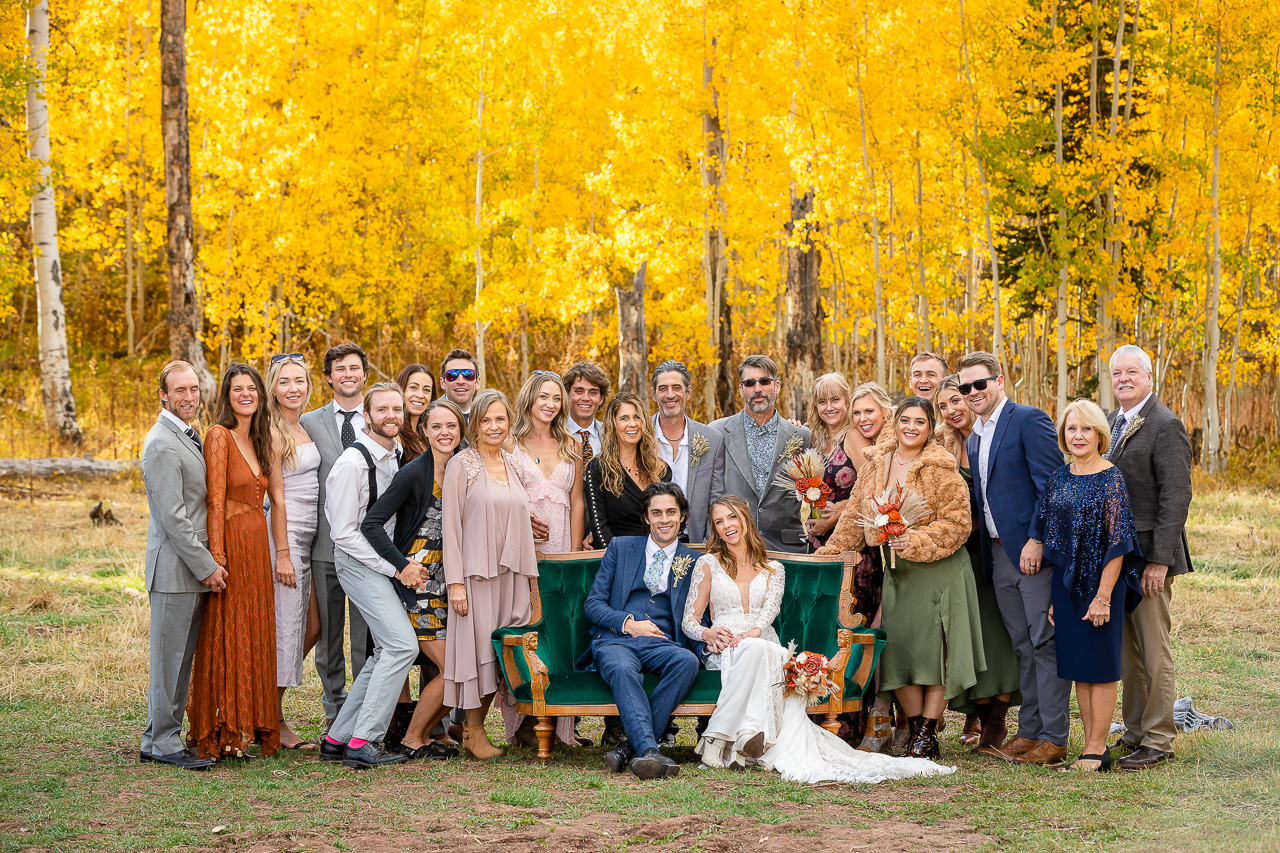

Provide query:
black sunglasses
left=444, top=368, right=477, bottom=382
left=958, top=375, right=999, bottom=395
left=271, top=353, right=305, bottom=364
left=740, top=377, right=776, bottom=389
left=532, top=369, right=561, bottom=379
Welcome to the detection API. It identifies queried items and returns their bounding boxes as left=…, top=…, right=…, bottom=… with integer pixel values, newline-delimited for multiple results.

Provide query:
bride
left=680, top=496, right=955, bottom=784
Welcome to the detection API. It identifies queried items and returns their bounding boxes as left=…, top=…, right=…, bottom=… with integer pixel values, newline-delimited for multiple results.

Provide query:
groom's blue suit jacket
left=576, top=536, right=706, bottom=670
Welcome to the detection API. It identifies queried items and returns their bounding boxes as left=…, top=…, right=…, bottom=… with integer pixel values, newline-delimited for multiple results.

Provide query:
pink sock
left=348, top=737, right=369, bottom=749
left=324, top=736, right=344, bottom=746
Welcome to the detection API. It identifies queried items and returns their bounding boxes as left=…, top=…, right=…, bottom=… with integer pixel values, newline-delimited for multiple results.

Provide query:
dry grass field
left=1, top=473, right=1278, bottom=852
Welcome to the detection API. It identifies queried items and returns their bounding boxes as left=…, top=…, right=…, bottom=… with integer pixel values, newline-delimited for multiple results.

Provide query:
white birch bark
left=26, top=0, right=82, bottom=444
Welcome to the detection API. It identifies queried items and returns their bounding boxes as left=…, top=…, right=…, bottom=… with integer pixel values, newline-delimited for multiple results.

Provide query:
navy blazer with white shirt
left=577, top=536, right=705, bottom=669
left=967, top=400, right=1063, bottom=584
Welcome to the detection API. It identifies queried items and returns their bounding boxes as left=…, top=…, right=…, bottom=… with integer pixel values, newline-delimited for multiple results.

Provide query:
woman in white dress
left=681, top=496, right=954, bottom=784
left=265, top=354, right=322, bottom=750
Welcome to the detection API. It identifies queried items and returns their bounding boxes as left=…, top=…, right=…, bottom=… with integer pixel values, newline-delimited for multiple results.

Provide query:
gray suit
left=300, top=401, right=372, bottom=719
left=710, top=411, right=811, bottom=552
left=140, top=414, right=222, bottom=755
left=673, top=417, right=724, bottom=544
left=1108, top=396, right=1193, bottom=753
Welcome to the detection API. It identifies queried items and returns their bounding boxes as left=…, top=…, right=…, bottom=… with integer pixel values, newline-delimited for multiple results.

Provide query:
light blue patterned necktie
left=1107, top=412, right=1127, bottom=459
left=644, top=548, right=667, bottom=594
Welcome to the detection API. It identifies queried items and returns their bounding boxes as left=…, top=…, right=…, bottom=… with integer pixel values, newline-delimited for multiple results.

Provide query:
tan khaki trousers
left=1120, top=578, right=1177, bottom=753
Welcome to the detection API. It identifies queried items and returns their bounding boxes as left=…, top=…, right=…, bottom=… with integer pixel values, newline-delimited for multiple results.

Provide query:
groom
left=581, top=482, right=704, bottom=780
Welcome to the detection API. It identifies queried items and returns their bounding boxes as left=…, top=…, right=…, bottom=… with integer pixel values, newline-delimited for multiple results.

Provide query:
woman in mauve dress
left=441, top=389, right=539, bottom=760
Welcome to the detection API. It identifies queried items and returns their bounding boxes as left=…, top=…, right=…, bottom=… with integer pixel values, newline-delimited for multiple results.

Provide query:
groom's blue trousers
left=592, top=636, right=699, bottom=754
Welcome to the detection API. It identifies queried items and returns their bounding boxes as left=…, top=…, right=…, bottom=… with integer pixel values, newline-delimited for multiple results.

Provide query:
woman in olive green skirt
left=935, top=378, right=1022, bottom=754
left=833, top=396, right=985, bottom=758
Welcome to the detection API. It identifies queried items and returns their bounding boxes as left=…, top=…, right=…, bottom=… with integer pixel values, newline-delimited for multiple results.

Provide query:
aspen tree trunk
left=701, top=18, right=732, bottom=419
left=1203, top=33, right=1222, bottom=472
left=1053, top=0, right=1069, bottom=415
left=124, top=10, right=136, bottom=356
left=26, top=0, right=81, bottom=444
left=854, top=39, right=884, bottom=386
left=616, top=262, right=648, bottom=396
left=784, top=188, right=824, bottom=418
left=915, top=137, right=929, bottom=353
left=959, top=0, right=1001, bottom=364
left=1223, top=202, right=1252, bottom=462
left=474, top=54, right=488, bottom=389
left=160, top=0, right=215, bottom=402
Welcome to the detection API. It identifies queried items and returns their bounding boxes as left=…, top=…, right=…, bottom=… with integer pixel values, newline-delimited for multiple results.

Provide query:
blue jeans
left=593, top=637, right=699, bottom=754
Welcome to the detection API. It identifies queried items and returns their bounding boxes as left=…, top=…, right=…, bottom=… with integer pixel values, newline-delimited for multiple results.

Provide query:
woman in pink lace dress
left=501, top=371, right=587, bottom=747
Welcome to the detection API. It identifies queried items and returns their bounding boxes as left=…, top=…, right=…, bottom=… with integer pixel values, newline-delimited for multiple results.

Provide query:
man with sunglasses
left=710, top=355, right=810, bottom=552
left=960, top=351, right=1070, bottom=767
left=440, top=349, right=481, bottom=416
left=301, top=342, right=374, bottom=733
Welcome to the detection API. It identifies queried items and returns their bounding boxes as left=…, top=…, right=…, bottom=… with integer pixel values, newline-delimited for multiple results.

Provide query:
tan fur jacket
left=816, top=436, right=972, bottom=564
left=936, top=423, right=965, bottom=463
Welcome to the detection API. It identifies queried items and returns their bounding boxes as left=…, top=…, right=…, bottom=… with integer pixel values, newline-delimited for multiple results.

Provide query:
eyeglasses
left=958, top=375, right=999, bottom=395
left=532, top=370, right=561, bottom=379
left=271, top=353, right=305, bottom=364
left=740, top=377, right=776, bottom=389
left=444, top=368, right=477, bottom=382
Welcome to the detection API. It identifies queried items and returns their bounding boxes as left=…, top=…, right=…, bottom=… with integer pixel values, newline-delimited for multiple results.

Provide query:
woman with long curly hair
left=188, top=363, right=284, bottom=759
left=583, top=391, right=672, bottom=548
left=509, top=372, right=585, bottom=555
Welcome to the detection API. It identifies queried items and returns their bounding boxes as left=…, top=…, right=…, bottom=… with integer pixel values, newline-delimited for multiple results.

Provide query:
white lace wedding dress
left=681, top=554, right=955, bottom=784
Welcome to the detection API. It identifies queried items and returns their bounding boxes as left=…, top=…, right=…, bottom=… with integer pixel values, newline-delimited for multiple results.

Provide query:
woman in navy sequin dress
left=1026, top=399, right=1142, bottom=772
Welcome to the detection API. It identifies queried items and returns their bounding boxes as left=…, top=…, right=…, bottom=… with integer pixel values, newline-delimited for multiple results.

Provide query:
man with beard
left=710, top=355, right=811, bottom=553
left=440, top=349, right=481, bottom=418
left=319, top=382, right=424, bottom=769
left=650, top=360, right=723, bottom=543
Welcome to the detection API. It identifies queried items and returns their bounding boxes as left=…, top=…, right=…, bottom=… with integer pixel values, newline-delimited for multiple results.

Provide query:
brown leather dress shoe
left=977, top=734, right=1037, bottom=760
left=1014, top=740, right=1069, bottom=766
left=1117, top=746, right=1174, bottom=770
left=959, top=714, right=982, bottom=746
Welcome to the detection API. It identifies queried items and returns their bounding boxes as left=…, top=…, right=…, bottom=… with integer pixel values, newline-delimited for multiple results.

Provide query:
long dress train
left=682, top=554, right=953, bottom=784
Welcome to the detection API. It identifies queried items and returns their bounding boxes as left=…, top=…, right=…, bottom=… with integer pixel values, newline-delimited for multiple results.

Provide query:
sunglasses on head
left=740, top=377, right=776, bottom=389
left=444, top=368, right=477, bottom=382
left=271, top=353, right=305, bottom=364
left=532, top=369, right=561, bottom=379
left=958, top=375, right=999, bottom=395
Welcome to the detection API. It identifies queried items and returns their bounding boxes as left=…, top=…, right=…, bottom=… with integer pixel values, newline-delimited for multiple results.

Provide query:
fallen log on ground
left=0, top=458, right=139, bottom=477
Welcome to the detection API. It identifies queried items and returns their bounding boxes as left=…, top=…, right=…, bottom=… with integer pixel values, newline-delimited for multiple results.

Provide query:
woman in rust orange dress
left=188, top=363, right=285, bottom=759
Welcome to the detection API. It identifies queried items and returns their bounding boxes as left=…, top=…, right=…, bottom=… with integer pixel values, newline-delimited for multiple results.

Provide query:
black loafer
left=151, top=749, right=215, bottom=771
left=1117, top=746, right=1174, bottom=770
left=139, top=750, right=153, bottom=763
left=319, top=739, right=345, bottom=762
left=654, top=751, right=681, bottom=778
left=604, top=743, right=635, bottom=773
left=629, top=748, right=666, bottom=781
left=343, top=742, right=408, bottom=770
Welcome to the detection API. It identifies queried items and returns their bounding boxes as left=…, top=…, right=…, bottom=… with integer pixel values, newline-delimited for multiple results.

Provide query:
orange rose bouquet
left=778, top=643, right=838, bottom=705
left=855, top=482, right=928, bottom=568
left=772, top=449, right=835, bottom=530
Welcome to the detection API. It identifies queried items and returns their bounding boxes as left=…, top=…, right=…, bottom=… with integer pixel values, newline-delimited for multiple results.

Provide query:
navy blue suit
left=580, top=536, right=703, bottom=754
left=968, top=400, right=1071, bottom=746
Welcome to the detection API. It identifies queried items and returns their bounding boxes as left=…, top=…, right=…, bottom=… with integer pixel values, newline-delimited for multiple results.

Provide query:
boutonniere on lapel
left=778, top=434, right=804, bottom=463
left=669, top=555, right=694, bottom=585
left=1116, top=416, right=1146, bottom=452
left=689, top=433, right=710, bottom=468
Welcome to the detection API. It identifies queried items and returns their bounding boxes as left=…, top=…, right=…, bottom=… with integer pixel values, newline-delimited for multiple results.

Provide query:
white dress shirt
left=324, top=432, right=401, bottom=576
left=571, top=418, right=602, bottom=456
left=333, top=400, right=366, bottom=435
left=974, top=395, right=1009, bottom=539
left=1119, top=391, right=1154, bottom=418
left=642, top=536, right=679, bottom=595
left=160, top=408, right=193, bottom=435
left=653, top=415, right=690, bottom=492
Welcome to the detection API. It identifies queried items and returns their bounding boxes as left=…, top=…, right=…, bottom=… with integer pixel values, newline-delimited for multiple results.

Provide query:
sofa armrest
left=496, top=630, right=549, bottom=716
left=826, top=628, right=854, bottom=712
left=844, top=627, right=885, bottom=699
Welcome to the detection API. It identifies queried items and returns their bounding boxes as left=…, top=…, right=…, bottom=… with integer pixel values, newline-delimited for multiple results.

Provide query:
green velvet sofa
left=492, top=549, right=885, bottom=763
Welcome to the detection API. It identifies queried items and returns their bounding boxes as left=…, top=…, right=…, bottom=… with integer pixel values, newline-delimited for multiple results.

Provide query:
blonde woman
left=805, top=374, right=859, bottom=549
left=849, top=382, right=893, bottom=455
left=265, top=354, right=322, bottom=750
left=681, top=496, right=954, bottom=783
left=583, top=392, right=672, bottom=547
left=441, top=389, right=539, bottom=759
left=510, top=371, right=585, bottom=554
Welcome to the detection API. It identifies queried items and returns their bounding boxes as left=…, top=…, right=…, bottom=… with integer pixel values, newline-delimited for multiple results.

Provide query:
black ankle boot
left=910, top=717, right=941, bottom=759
